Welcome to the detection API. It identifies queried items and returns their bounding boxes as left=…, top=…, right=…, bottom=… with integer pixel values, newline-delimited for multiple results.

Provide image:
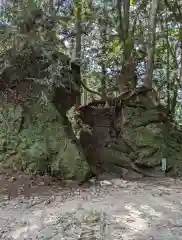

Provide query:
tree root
left=130, top=162, right=165, bottom=178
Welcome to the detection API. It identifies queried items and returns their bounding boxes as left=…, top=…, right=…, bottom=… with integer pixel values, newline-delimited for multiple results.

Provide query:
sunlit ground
left=0, top=178, right=182, bottom=239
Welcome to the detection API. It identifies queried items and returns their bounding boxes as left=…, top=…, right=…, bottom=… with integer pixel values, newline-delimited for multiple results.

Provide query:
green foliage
left=130, top=0, right=135, bottom=5
left=0, top=0, right=181, bottom=106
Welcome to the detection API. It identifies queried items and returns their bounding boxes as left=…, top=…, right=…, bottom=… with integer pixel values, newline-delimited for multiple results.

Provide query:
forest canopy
left=0, top=0, right=181, bottom=122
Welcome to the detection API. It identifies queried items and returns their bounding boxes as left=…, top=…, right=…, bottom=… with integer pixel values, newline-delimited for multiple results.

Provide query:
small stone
left=99, top=180, right=113, bottom=186
left=18, top=187, right=24, bottom=193
left=126, top=217, right=135, bottom=223
left=39, top=181, right=44, bottom=186
left=44, top=196, right=55, bottom=205
left=111, top=179, right=125, bottom=187
left=8, top=176, right=16, bottom=182
left=89, top=177, right=96, bottom=184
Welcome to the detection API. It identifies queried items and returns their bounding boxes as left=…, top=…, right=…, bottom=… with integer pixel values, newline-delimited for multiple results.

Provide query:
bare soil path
left=0, top=170, right=182, bottom=239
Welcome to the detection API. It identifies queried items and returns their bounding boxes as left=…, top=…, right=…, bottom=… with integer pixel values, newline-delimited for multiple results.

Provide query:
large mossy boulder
left=77, top=89, right=182, bottom=177
left=123, top=105, right=182, bottom=173
left=0, top=100, right=90, bottom=181
left=0, top=41, right=90, bottom=181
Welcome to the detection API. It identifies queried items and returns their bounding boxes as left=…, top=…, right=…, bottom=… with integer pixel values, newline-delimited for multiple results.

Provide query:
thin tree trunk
left=165, top=15, right=171, bottom=110
left=171, top=81, right=178, bottom=118
left=75, top=3, right=82, bottom=60
left=116, top=0, right=123, bottom=45
left=144, top=0, right=159, bottom=88
left=99, top=2, right=108, bottom=99
left=166, top=28, right=170, bottom=111
left=82, top=42, right=88, bottom=105
left=75, top=0, right=82, bottom=106
left=180, top=27, right=182, bottom=86
left=123, top=0, right=130, bottom=61
left=116, top=0, right=135, bottom=93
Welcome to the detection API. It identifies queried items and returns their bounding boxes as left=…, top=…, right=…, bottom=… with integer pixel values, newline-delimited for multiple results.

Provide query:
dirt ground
left=0, top=170, right=182, bottom=239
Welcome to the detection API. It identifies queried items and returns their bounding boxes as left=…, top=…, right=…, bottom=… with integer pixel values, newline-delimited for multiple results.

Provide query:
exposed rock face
left=0, top=88, right=90, bottom=181
left=0, top=45, right=90, bottom=182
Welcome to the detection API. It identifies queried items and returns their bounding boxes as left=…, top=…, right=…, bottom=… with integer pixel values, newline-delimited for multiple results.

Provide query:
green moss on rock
left=123, top=107, right=182, bottom=172
left=0, top=100, right=90, bottom=181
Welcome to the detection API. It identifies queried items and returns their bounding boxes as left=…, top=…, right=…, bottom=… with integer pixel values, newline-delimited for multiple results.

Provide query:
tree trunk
left=123, top=0, right=130, bottom=61
left=165, top=18, right=171, bottom=111
left=75, top=0, right=82, bottom=106
left=170, top=82, right=178, bottom=118
left=116, top=0, right=135, bottom=93
left=99, top=2, right=108, bottom=99
left=180, top=27, right=182, bottom=86
left=144, top=0, right=159, bottom=88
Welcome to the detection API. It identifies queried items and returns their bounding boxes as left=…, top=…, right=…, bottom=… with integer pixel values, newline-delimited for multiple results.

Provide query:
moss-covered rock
left=0, top=100, right=90, bottom=181
left=78, top=92, right=182, bottom=177
left=123, top=106, right=182, bottom=173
